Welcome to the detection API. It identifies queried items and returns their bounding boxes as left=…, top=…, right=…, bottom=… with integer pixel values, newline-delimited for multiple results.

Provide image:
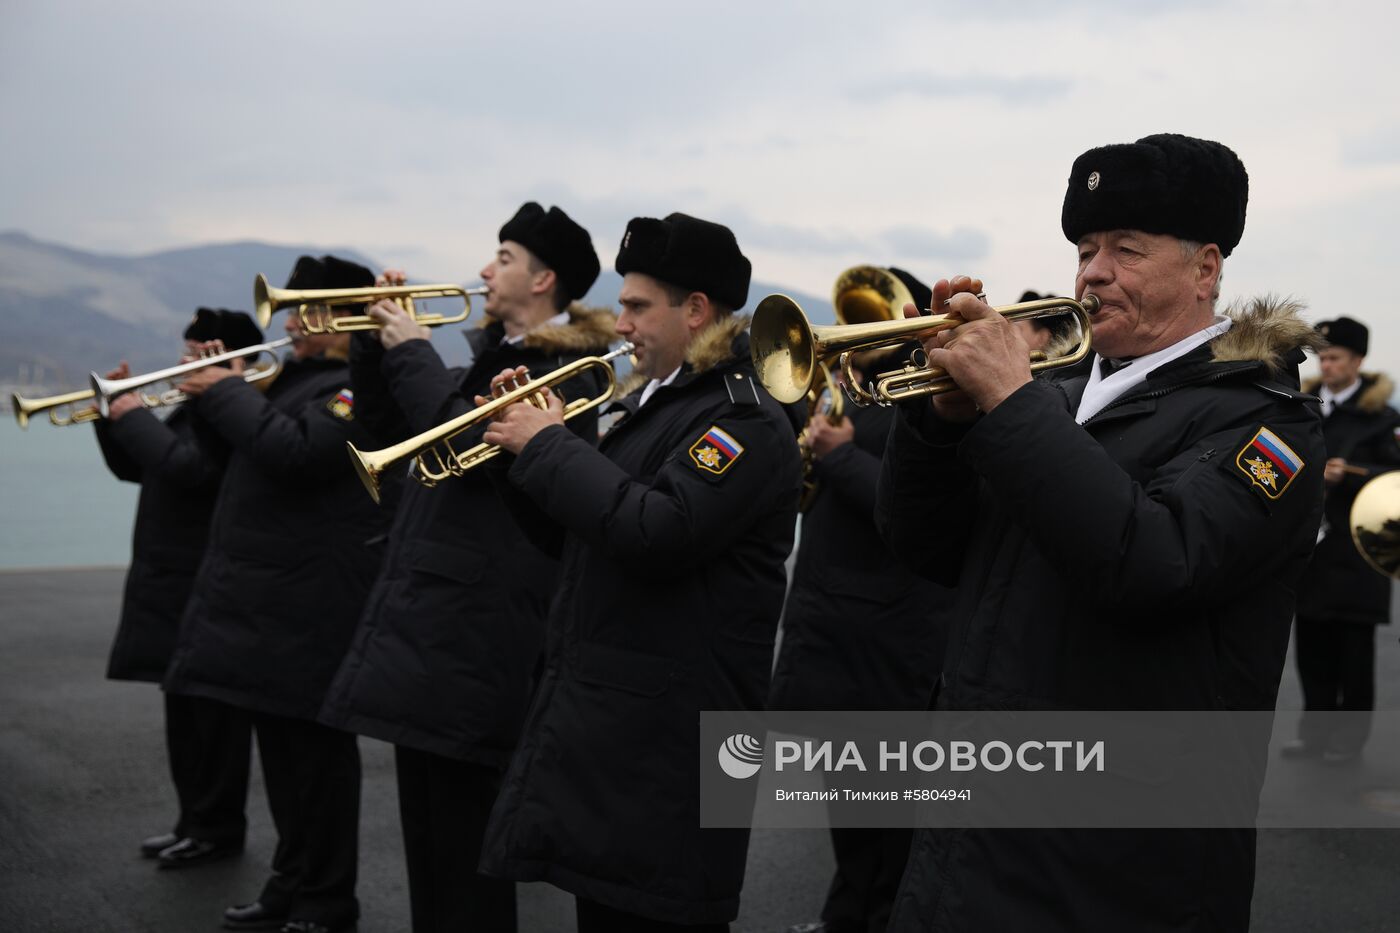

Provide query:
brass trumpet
left=254, top=274, right=487, bottom=333
left=751, top=292, right=1097, bottom=407
left=90, top=338, right=291, bottom=417
left=12, top=388, right=106, bottom=429
left=348, top=343, right=635, bottom=504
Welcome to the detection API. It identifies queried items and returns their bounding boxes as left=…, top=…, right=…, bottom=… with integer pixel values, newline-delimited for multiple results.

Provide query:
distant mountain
left=0, top=232, right=833, bottom=392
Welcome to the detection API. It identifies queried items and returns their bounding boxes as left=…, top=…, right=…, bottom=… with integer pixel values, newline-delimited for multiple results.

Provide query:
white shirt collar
left=639, top=365, right=683, bottom=407
left=1075, top=316, right=1234, bottom=424
left=1319, top=378, right=1363, bottom=416
left=502, top=310, right=571, bottom=347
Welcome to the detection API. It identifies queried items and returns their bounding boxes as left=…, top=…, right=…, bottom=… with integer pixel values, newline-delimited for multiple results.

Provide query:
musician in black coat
left=1286, top=316, right=1400, bottom=763
left=320, top=203, right=610, bottom=933
left=769, top=274, right=946, bottom=933
left=877, top=134, right=1326, bottom=933
left=163, top=256, right=392, bottom=933
left=478, top=213, right=802, bottom=932
left=94, top=309, right=260, bottom=867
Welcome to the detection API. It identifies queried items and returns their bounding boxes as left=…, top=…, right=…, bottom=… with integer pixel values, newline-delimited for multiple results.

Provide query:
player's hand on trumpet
left=914, top=275, right=1032, bottom=421
left=177, top=346, right=244, bottom=397
left=478, top=366, right=565, bottom=455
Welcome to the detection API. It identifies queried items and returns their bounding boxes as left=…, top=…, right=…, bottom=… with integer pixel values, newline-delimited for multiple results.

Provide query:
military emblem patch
left=688, top=425, right=744, bottom=476
left=326, top=388, right=355, bottom=421
left=1234, top=426, right=1303, bottom=499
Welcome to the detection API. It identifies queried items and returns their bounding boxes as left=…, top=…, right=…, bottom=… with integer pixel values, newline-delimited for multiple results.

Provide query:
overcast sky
left=3, top=0, right=1398, bottom=380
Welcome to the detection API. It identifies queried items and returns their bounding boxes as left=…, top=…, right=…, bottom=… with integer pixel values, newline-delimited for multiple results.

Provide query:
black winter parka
left=876, top=299, right=1327, bottom=933
left=95, top=407, right=227, bottom=682
left=479, top=315, right=802, bottom=925
left=164, top=354, right=393, bottom=720
left=320, top=310, right=616, bottom=765
left=769, top=403, right=946, bottom=712
left=1295, top=372, right=1400, bottom=625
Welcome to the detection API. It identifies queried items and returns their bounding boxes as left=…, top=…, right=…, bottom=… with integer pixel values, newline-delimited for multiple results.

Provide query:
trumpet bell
left=751, top=295, right=818, bottom=405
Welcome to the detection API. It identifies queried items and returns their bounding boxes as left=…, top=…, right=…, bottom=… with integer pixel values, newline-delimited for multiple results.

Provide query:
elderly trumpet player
left=877, top=134, right=1326, bottom=932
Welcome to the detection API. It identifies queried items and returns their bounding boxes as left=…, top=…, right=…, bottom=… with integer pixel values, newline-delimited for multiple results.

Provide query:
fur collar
left=616, top=313, right=751, bottom=398
left=1043, top=327, right=1083, bottom=363
left=1210, top=295, right=1323, bottom=376
left=520, top=305, right=617, bottom=355
left=1300, top=372, right=1395, bottom=413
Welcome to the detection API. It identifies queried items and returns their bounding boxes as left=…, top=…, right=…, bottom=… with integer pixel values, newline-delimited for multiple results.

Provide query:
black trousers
left=253, top=712, right=361, bottom=928
left=575, top=898, right=728, bottom=933
left=165, top=692, right=252, bottom=844
left=821, top=827, right=914, bottom=933
left=394, top=745, right=516, bottom=933
left=1295, top=616, right=1377, bottom=753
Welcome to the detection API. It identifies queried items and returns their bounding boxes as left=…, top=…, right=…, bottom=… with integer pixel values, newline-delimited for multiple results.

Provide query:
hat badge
left=1087, top=171, right=1101, bottom=191
left=623, top=231, right=632, bottom=248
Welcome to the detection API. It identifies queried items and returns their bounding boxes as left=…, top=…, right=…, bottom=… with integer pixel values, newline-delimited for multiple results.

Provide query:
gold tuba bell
left=1350, top=471, right=1400, bottom=579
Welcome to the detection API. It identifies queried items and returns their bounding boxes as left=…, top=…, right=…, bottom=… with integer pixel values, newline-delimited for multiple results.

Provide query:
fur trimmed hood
left=1210, top=295, right=1324, bottom=377
left=616, top=313, right=751, bottom=397
left=1300, top=372, right=1395, bottom=413
left=520, top=305, right=617, bottom=355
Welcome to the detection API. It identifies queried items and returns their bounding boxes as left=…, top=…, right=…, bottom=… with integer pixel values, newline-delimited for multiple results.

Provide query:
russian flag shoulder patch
left=326, top=387, right=355, bottom=421
left=688, top=424, right=745, bottom=476
left=1234, top=425, right=1303, bottom=500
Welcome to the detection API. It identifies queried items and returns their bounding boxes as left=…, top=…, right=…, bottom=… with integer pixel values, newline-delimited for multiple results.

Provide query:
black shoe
left=1279, top=740, right=1323, bottom=760
left=223, top=901, right=290, bottom=930
left=158, top=836, right=241, bottom=869
left=140, top=832, right=179, bottom=858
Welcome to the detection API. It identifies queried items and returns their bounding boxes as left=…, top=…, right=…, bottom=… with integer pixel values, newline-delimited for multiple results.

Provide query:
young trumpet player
left=318, top=203, right=612, bottom=933
left=478, top=213, right=802, bottom=932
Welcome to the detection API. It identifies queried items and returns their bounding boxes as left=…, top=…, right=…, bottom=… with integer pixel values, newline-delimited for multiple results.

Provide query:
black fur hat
left=499, top=202, right=601, bottom=300
left=284, top=254, right=375, bottom=291
left=1061, top=133, right=1249, bottom=257
left=1316, top=317, right=1369, bottom=356
left=615, top=212, right=752, bottom=310
left=183, top=308, right=263, bottom=349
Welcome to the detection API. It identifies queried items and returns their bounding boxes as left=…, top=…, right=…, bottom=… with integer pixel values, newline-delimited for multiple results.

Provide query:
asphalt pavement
left=2, top=568, right=1398, bottom=932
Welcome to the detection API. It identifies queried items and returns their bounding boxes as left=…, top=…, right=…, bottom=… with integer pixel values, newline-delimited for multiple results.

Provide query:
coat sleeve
left=812, top=441, right=883, bottom=517
left=349, top=332, right=411, bottom=444
left=195, top=376, right=360, bottom=482
left=506, top=406, right=799, bottom=574
left=957, top=379, right=1325, bottom=612
left=1338, top=408, right=1400, bottom=497
left=94, top=419, right=143, bottom=483
left=875, top=403, right=981, bottom=585
left=380, top=338, right=473, bottom=436
left=100, top=409, right=224, bottom=491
